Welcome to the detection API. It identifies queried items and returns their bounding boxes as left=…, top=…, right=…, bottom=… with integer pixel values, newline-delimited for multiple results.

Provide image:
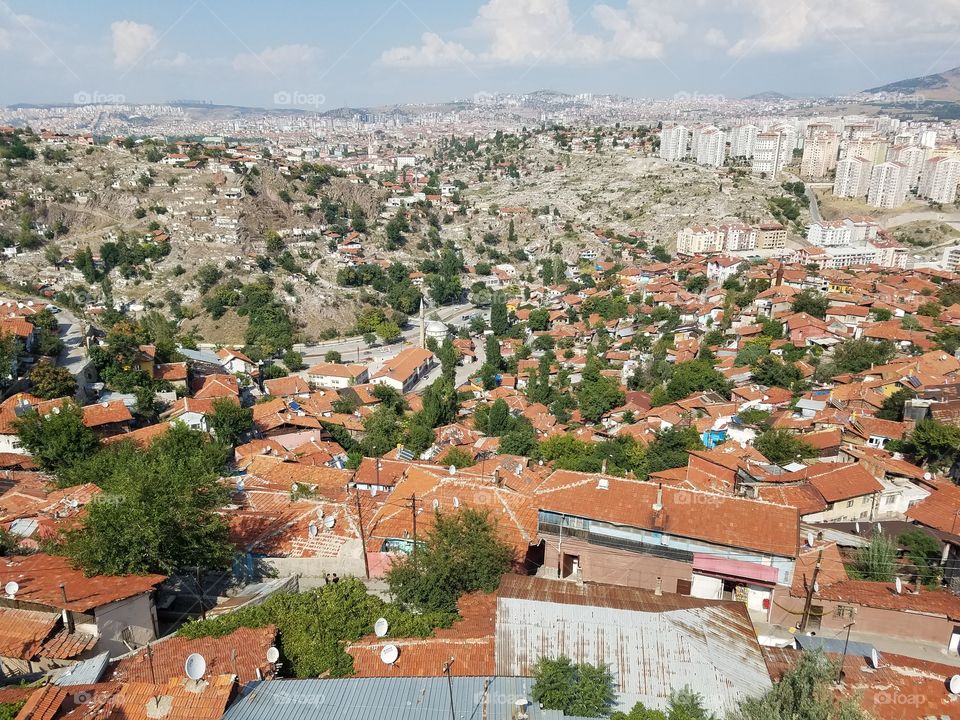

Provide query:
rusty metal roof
left=495, top=577, right=771, bottom=716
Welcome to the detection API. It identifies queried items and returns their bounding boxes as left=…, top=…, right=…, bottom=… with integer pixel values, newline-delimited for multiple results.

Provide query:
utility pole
left=411, top=494, right=418, bottom=563
left=837, top=621, right=855, bottom=683
left=442, top=657, right=456, bottom=720
left=355, top=489, right=370, bottom=579
left=798, top=550, right=823, bottom=632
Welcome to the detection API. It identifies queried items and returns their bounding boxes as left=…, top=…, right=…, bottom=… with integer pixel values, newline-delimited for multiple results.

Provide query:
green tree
left=528, top=308, right=551, bottom=331
left=376, top=321, right=402, bottom=344
left=577, top=357, right=626, bottom=423
left=283, top=350, right=304, bottom=371
left=386, top=508, right=513, bottom=613
left=0, top=333, right=21, bottom=386
left=903, top=419, right=960, bottom=472
left=439, top=447, right=474, bottom=468
left=485, top=398, right=511, bottom=436
left=898, top=529, right=941, bottom=586
left=754, top=429, right=816, bottom=465
left=59, top=425, right=233, bottom=574
left=13, top=402, right=99, bottom=472
left=28, top=363, right=77, bottom=399
left=791, top=290, right=829, bottom=319
left=854, top=532, right=896, bottom=581
left=731, top=650, right=870, bottom=720
left=490, top=299, right=509, bottom=336
left=362, top=405, right=402, bottom=457
left=660, top=360, right=730, bottom=404
left=685, top=274, right=708, bottom=294
left=875, top=388, right=915, bottom=421
left=752, top=355, right=802, bottom=390
left=532, top=657, right=615, bottom=718
left=631, top=426, right=703, bottom=478
left=324, top=350, right=342, bottom=363
left=206, top=398, right=253, bottom=446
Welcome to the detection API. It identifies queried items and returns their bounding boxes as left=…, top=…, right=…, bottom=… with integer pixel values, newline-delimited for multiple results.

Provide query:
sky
left=1, top=0, right=959, bottom=109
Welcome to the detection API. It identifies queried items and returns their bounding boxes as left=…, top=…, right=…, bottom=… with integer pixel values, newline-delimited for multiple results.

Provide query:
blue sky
left=1, top=0, right=958, bottom=108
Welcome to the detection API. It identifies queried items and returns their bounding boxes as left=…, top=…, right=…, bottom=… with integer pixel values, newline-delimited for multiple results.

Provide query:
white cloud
left=233, top=44, right=319, bottom=73
left=592, top=0, right=685, bottom=60
left=110, top=20, right=157, bottom=68
left=704, top=28, right=728, bottom=49
left=380, top=32, right=475, bottom=67
left=474, top=0, right=606, bottom=64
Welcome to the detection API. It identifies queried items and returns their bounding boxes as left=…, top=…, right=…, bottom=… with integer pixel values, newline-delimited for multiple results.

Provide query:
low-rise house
left=306, top=363, right=369, bottom=389
left=370, top=348, right=435, bottom=392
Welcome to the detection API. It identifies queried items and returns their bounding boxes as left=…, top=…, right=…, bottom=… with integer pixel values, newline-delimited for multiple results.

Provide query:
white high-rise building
left=920, top=130, right=938, bottom=149
left=695, top=127, right=726, bottom=168
left=800, top=129, right=839, bottom=179
left=842, top=136, right=888, bottom=166
left=676, top=225, right=724, bottom=255
left=919, top=156, right=960, bottom=204
left=752, top=132, right=788, bottom=178
left=729, top=125, right=758, bottom=159
left=867, top=162, right=909, bottom=209
left=892, top=145, right=928, bottom=189
left=659, top=124, right=689, bottom=161
left=833, top=157, right=873, bottom=198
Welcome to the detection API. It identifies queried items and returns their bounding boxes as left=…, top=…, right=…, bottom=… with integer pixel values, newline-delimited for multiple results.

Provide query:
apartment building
left=800, top=128, right=839, bottom=179
left=833, top=156, right=873, bottom=198
left=729, top=124, right=758, bottom=159
left=867, top=161, right=908, bottom=209
left=694, top=127, right=726, bottom=168
left=918, top=156, right=960, bottom=204
left=719, top=223, right=757, bottom=251
left=891, top=145, right=928, bottom=189
left=659, top=124, right=689, bottom=161
left=752, top=132, right=788, bottom=178
left=756, top=223, right=787, bottom=251
left=676, top=225, right=724, bottom=255
left=842, top=136, right=888, bottom=165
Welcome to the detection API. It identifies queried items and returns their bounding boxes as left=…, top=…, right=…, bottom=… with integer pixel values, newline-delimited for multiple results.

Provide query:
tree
left=685, top=274, right=708, bottom=294
left=902, top=419, right=960, bottom=472
left=362, top=406, right=402, bottom=457
left=755, top=429, right=816, bottom=465
left=752, top=355, right=802, bottom=390
left=818, top=339, right=894, bottom=380
left=659, top=360, right=730, bottom=404
left=876, top=388, right=915, bottom=421
left=632, top=426, right=703, bottom=478
left=58, top=425, right=234, bottom=575
left=28, top=363, right=77, bottom=399
left=527, top=308, right=550, bottom=331
left=376, top=321, right=402, bottom=344
left=490, top=298, right=509, bottom=336
left=13, top=402, right=99, bottom=472
left=283, top=350, right=304, bottom=371
left=577, top=357, right=626, bottom=423
left=0, top=333, right=20, bottom=386
left=439, top=447, right=474, bottom=468
left=791, top=290, right=829, bottom=319
left=854, top=532, right=896, bottom=581
left=485, top=399, right=511, bottom=436
left=324, top=350, right=342, bottom=363
left=613, top=689, right=716, bottom=720
left=386, top=508, right=513, bottom=613
left=731, top=650, right=870, bottom=720
left=206, top=398, right=253, bottom=446
left=532, top=657, right=615, bottom=718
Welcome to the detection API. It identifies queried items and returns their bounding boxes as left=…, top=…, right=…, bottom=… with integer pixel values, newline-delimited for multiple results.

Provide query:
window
left=836, top=605, right=855, bottom=619
left=846, top=500, right=854, bottom=508
left=885, top=495, right=898, bottom=505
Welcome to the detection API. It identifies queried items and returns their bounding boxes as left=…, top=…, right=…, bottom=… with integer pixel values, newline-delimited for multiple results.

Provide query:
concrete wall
left=93, top=592, right=157, bottom=657
left=262, top=539, right=367, bottom=588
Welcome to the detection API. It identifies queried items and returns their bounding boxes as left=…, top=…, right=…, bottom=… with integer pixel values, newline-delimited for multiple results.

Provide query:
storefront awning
left=692, top=553, right=779, bottom=586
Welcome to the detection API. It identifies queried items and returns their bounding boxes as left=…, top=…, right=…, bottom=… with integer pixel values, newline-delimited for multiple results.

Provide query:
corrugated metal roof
left=52, top=651, right=110, bottom=686
left=495, top=596, right=771, bottom=716
left=220, top=677, right=593, bottom=720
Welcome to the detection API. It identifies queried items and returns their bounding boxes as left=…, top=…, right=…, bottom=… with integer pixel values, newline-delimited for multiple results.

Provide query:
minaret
left=419, top=298, right=426, bottom=348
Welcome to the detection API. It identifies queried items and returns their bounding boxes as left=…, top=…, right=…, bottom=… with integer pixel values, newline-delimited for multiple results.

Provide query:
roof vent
left=597, top=477, right=608, bottom=490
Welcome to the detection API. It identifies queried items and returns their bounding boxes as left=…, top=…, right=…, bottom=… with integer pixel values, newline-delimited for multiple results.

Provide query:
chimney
left=775, top=266, right=784, bottom=287
left=493, top=467, right=502, bottom=487
left=601, top=459, right=607, bottom=475
left=655, top=577, right=663, bottom=596
left=60, top=584, right=75, bottom=634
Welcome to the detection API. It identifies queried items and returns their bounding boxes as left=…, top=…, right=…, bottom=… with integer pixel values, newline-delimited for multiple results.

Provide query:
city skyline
left=1, top=0, right=958, bottom=109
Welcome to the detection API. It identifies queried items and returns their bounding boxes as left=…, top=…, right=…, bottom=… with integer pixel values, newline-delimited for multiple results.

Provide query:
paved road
left=805, top=185, right=822, bottom=222
left=882, top=210, right=960, bottom=229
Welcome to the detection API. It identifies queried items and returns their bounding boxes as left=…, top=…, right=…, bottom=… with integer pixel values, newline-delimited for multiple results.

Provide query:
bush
left=532, top=657, right=615, bottom=717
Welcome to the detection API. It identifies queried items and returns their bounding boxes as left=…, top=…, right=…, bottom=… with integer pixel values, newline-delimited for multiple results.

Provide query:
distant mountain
left=744, top=91, right=791, bottom=101
left=864, top=66, right=960, bottom=101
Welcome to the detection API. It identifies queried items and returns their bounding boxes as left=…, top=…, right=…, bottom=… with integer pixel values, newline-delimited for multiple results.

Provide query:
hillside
left=864, top=65, right=960, bottom=101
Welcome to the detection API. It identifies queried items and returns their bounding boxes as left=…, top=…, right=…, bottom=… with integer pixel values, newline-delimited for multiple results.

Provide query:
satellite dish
left=453, top=497, right=460, bottom=508
left=854, top=521, right=860, bottom=534
left=266, top=646, right=280, bottom=664
left=371, top=487, right=378, bottom=497
left=374, top=618, right=389, bottom=638
left=185, top=653, right=207, bottom=681
left=895, top=577, right=902, bottom=594
left=308, top=522, right=318, bottom=537
left=448, top=465, right=456, bottom=476
left=875, top=523, right=882, bottom=534
left=870, top=649, right=880, bottom=670
left=950, top=674, right=960, bottom=695
left=432, top=498, right=440, bottom=510
left=292, top=483, right=299, bottom=493
left=924, top=472, right=932, bottom=481
left=380, top=645, right=399, bottom=665
left=323, top=515, right=336, bottom=529
left=236, top=479, right=245, bottom=493
left=4, top=581, right=18, bottom=597
left=316, top=507, right=324, bottom=519
left=806, top=532, right=815, bottom=548
left=813, top=581, right=819, bottom=594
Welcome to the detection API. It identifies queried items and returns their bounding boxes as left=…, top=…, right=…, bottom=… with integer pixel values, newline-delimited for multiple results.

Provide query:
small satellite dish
left=875, top=523, right=882, bottom=534
left=236, top=479, right=245, bottom=493
left=854, top=521, right=860, bottom=534
left=374, top=618, right=389, bottom=638
left=266, top=647, right=280, bottom=664
left=448, top=465, right=456, bottom=476
left=371, top=487, right=378, bottom=497
left=895, top=577, right=902, bottom=594
left=806, top=532, right=815, bottom=548
left=813, top=581, right=819, bottom=593
left=432, top=498, right=440, bottom=510
left=380, top=645, right=399, bottom=665
left=4, top=581, right=18, bottom=597
left=292, top=483, right=299, bottom=493
left=308, top=522, right=318, bottom=538
left=185, top=653, right=207, bottom=681
left=950, top=674, right=960, bottom=695
left=316, top=507, right=324, bottom=519
left=870, top=649, right=880, bottom=670
left=323, top=515, right=336, bottom=529
left=924, top=471, right=932, bottom=481
left=453, top=497, right=460, bottom=508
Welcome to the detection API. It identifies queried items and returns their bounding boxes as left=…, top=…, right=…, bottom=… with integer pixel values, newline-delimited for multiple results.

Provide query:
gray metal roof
left=52, top=651, right=110, bottom=686
left=795, top=634, right=877, bottom=659
left=495, top=596, right=771, bottom=716
left=177, top=347, right=223, bottom=366
left=221, top=677, right=593, bottom=720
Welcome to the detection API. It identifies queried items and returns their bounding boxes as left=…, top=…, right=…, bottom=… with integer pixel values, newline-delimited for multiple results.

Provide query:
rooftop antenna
left=184, top=653, right=206, bottom=683
left=380, top=645, right=399, bottom=665
left=374, top=618, right=389, bottom=638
